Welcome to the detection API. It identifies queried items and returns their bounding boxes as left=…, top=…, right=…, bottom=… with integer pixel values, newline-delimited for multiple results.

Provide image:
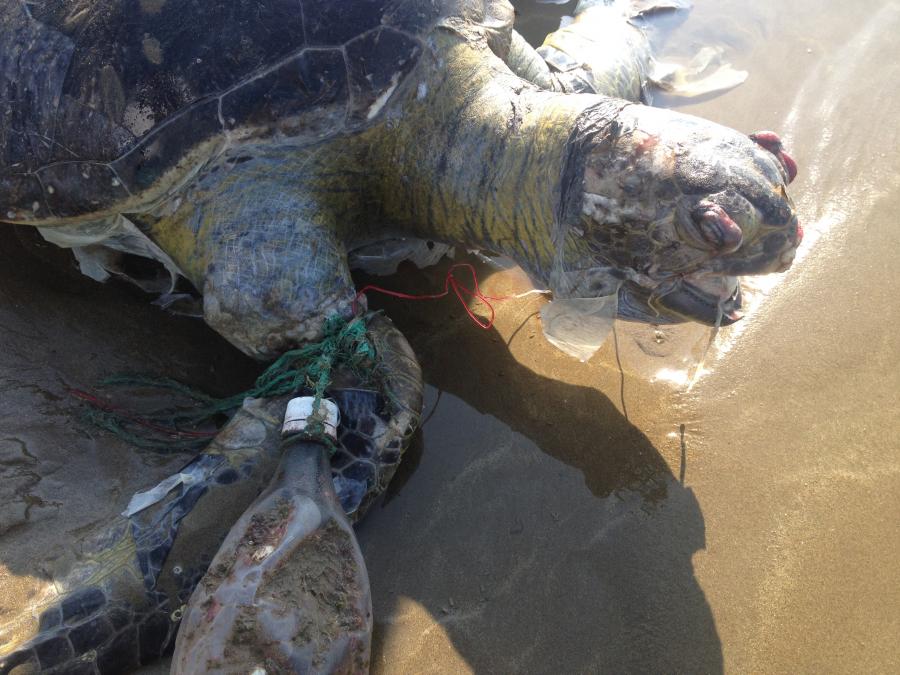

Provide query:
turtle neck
left=359, top=32, right=608, bottom=285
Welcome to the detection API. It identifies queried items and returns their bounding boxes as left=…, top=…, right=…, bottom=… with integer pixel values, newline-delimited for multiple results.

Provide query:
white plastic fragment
left=348, top=237, right=453, bottom=275
left=122, top=471, right=199, bottom=517
left=649, top=47, right=748, bottom=98
left=283, top=397, right=340, bottom=441
left=38, top=214, right=186, bottom=291
left=366, top=72, right=401, bottom=120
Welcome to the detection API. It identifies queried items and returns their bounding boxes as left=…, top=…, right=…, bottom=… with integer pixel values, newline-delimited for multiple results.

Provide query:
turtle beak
left=616, top=277, right=743, bottom=326
left=649, top=276, right=744, bottom=326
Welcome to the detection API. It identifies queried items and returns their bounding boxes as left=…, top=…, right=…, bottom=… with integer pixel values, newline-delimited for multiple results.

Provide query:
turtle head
left=566, top=104, right=799, bottom=326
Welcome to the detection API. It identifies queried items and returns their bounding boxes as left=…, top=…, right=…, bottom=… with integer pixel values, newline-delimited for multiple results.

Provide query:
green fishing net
left=78, top=315, right=377, bottom=451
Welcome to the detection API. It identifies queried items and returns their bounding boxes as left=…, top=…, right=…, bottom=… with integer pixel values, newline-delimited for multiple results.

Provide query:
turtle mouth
left=651, top=273, right=743, bottom=326
left=618, top=273, right=743, bottom=326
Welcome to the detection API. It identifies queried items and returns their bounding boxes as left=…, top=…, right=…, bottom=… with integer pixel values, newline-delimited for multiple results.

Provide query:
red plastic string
left=354, top=262, right=513, bottom=330
left=67, top=387, right=218, bottom=439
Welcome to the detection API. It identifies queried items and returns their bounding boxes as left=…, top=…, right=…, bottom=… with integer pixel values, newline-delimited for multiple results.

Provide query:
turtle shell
left=0, top=0, right=514, bottom=224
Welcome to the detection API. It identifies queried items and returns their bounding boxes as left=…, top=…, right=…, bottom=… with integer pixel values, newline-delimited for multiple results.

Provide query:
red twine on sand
left=354, top=263, right=516, bottom=330
left=67, top=387, right=217, bottom=440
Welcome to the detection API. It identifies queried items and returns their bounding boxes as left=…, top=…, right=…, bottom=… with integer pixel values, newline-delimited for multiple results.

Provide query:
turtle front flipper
left=503, top=1, right=655, bottom=100
left=521, top=0, right=746, bottom=101
left=140, top=154, right=361, bottom=360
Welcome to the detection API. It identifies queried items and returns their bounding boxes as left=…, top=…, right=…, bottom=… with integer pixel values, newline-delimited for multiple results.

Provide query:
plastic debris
left=540, top=294, right=618, bottom=361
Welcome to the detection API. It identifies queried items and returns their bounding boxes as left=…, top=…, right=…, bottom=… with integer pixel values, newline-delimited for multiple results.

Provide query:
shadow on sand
left=0, top=233, right=721, bottom=672
left=356, top=264, right=723, bottom=673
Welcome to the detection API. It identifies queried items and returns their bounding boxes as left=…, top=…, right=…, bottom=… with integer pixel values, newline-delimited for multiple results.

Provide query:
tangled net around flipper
left=73, top=315, right=378, bottom=451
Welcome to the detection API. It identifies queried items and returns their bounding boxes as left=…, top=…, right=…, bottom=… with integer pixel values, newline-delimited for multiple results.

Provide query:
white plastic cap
left=282, top=397, right=340, bottom=441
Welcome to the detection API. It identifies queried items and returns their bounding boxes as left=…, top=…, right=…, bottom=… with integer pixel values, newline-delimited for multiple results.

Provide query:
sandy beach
left=1, top=0, right=898, bottom=672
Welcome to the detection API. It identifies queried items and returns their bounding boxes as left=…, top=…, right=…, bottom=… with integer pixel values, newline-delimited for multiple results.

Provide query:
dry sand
left=2, top=0, right=899, bottom=672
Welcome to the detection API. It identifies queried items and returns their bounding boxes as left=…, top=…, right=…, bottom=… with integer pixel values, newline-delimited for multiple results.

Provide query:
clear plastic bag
left=38, top=215, right=184, bottom=293
left=540, top=294, right=618, bottom=361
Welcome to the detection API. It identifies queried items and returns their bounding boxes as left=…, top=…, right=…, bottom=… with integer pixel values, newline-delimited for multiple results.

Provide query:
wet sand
left=0, top=228, right=262, bottom=655
left=2, top=0, right=899, bottom=672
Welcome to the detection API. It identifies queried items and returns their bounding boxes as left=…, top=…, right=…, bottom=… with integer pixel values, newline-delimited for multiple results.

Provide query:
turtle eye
left=690, top=202, right=743, bottom=253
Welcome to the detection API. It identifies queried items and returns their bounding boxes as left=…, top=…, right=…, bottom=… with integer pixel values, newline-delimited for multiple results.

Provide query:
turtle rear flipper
left=0, top=315, right=421, bottom=673
left=0, top=397, right=288, bottom=675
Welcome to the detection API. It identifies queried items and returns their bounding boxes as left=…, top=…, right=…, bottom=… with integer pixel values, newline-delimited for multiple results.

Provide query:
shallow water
left=2, top=0, right=899, bottom=672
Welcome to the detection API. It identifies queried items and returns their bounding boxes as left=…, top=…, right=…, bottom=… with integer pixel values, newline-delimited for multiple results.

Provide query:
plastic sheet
left=38, top=214, right=185, bottom=293
left=348, top=237, right=453, bottom=276
left=540, top=294, right=619, bottom=361
left=122, top=470, right=202, bottom=517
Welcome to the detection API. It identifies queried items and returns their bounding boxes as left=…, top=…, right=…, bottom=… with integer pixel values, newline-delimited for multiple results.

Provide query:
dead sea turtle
left=0, top=0, right=799, bottom=671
